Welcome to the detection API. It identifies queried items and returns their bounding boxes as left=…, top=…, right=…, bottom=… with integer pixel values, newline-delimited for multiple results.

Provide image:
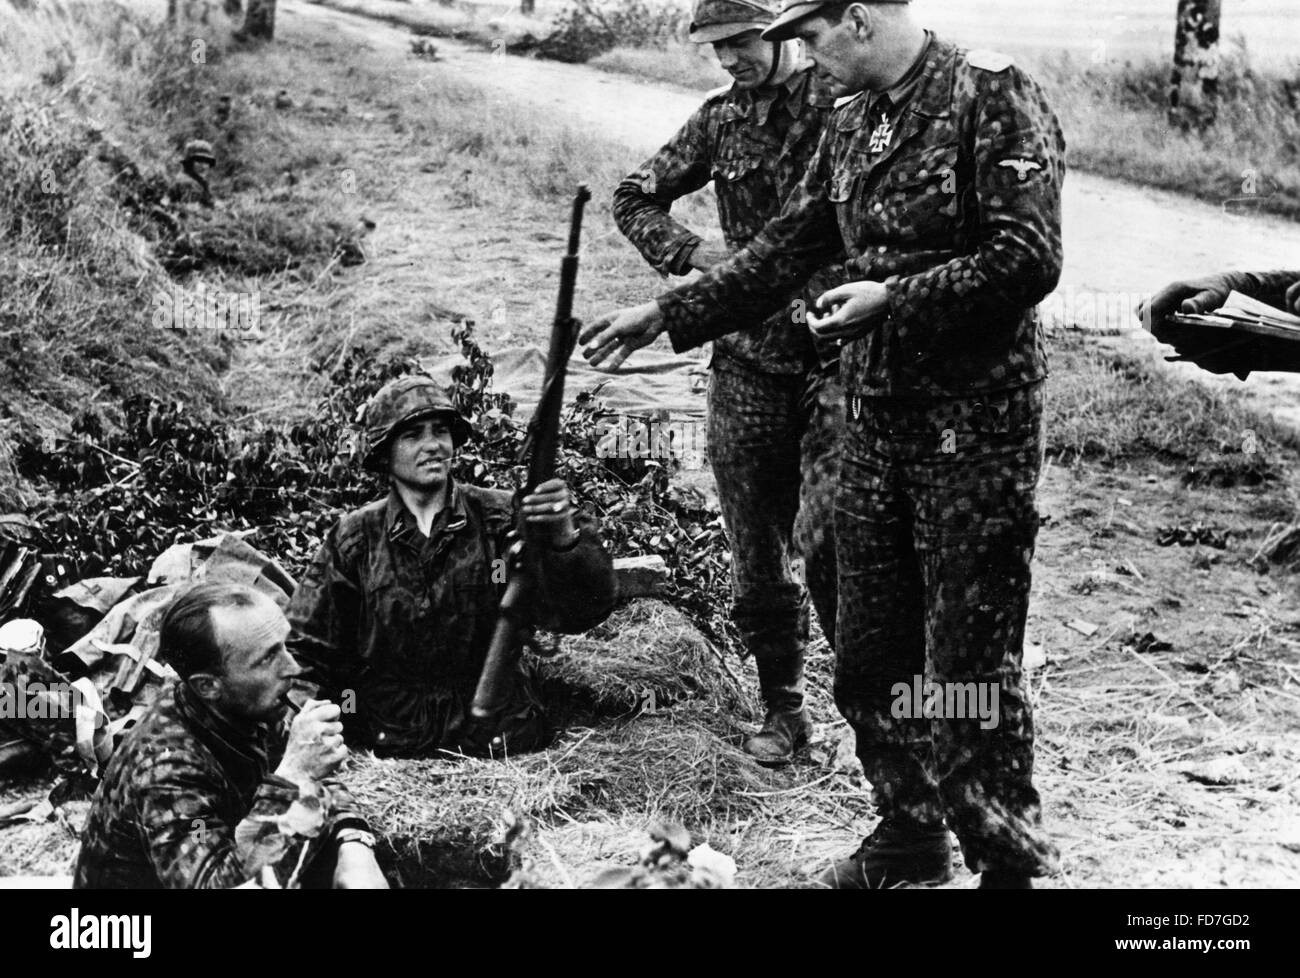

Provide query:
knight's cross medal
left=868, top=113, right=894, bottom=154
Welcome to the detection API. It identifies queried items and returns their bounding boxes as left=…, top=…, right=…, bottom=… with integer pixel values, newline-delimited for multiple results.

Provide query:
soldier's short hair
left=818, top=1, right=852, bottom=23
left=160, top=582, right=263, bottom=680
left=818, top=1, right=900, bottom=25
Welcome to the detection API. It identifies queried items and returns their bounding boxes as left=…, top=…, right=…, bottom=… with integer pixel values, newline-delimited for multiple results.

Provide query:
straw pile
left=345, top=599, right=783, bottom=887
left=533, top=599, right=751, bottom=723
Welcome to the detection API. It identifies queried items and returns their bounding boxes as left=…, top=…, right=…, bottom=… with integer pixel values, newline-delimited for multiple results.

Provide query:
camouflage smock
left=74, top=682, right=368, bottom=889
left=658, top=38, right=1067, bottom=398
left=286, top=482, right=616, bottom=756
left=613, top=65, right=841, bottom=374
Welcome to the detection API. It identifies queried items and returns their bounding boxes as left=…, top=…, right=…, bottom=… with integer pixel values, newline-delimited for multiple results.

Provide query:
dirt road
left=289, top=0, right=1300, bottom=424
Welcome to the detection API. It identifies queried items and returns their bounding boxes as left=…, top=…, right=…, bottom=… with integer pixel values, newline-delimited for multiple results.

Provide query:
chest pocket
left=827, top=153, right=874, bottom=251
left=364, top=578, right=441, bottom=679
left=884, top=143, right=961, bottom=239
left=711, top=154, right=773, bottom=245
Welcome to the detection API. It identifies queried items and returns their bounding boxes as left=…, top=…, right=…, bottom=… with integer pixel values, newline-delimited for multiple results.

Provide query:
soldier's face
left=712, top=31, right=774, bottom=90
left=388, top=416, right=455, bottom=493
left=209, top=596, right=299, bottom=725
left=794, top=13, right=869, bottom=97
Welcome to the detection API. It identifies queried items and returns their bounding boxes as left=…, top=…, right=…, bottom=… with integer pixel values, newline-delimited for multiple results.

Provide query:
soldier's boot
left=819, top=818, right=954, bottom=889
left=742, top=652, right=812, bottom=767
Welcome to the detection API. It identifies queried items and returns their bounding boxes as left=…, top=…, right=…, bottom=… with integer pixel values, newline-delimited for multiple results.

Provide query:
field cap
left=689, top=0, right=777, bottom=43
left=762, top=0, right=909, bottom=42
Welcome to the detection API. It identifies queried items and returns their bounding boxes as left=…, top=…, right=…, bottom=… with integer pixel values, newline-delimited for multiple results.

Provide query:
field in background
left=313, top=0, right=1300, bottom=220
left=913, top=0, right=1300, bottom=69
left=447, top=0, right=1300, bottom=67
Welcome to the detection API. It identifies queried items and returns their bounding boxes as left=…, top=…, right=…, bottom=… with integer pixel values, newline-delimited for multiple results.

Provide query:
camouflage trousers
left=707, top=355, right=841, bottom=659
left=834, top=381, right=1059, bottom=877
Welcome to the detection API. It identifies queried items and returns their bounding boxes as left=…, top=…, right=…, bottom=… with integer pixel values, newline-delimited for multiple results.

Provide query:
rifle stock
left=471, top=185, right=591, bottom=723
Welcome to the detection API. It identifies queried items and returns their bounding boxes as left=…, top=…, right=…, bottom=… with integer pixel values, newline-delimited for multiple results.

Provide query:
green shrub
left=541, top=0, right=689, bottom=63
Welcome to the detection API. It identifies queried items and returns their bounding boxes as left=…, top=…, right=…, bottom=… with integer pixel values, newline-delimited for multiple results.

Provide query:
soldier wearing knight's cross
left=585, top=0, right=1067, bottom=889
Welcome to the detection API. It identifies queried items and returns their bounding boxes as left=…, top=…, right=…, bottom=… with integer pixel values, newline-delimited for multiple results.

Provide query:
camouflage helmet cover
left=360, top=375, right=473, bottom=473
left=688, top=0, right=777, bottom=43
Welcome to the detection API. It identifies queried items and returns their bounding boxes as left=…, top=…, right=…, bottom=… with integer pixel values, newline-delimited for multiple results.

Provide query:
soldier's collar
left=385, top=481, right=468, bottom=540
left=835, top=35, right=953, bottom=132
left=175, top=680, right=269, bottom=760
left=738, top=63, right=810, bottom=126
left=909, top=35, right=956, bottom=120
left=879, top=31, right=934, bottom=112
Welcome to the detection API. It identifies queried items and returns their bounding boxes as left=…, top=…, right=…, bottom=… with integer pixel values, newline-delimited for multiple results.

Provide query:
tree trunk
left=239, top=0, right=277, bottom=41
left=1169, top=0, right=1222, bottom=127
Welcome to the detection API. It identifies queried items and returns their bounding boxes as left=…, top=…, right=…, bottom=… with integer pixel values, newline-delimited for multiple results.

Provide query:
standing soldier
left=612, top=0, right=844, bottom=766
left=582, top=0, right=1066, bottom=889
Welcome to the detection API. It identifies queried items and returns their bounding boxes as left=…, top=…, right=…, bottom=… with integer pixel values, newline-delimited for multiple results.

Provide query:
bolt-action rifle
left=471, top=185, right=591, bottom=725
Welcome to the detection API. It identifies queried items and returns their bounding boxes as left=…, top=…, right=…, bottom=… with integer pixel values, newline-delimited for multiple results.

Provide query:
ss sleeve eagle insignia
left=998, top=158, right=1045, bottom=182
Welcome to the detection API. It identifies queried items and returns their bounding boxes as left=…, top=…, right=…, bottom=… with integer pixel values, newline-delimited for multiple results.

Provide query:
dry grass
left=336, top=602, right=879, bottom=890
left=1045, top=328, right=1300, bottom=476
left=342, top=599, right=780, bottom=887
left=0, top=0, right=373, bottom=505
left=537, top=599, right=749, bottom=721
left=347, top=707, right=882, bottom=889
left=1031, top=629, right=1300, bottom=888
left=1, top=0, right=228, bottom=507
left=1024, top=45, right=1300, bottom=222
left=0, top=778, right=86, bottom=881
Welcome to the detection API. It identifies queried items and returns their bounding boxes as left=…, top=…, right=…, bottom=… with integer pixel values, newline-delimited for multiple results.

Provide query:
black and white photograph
left=0, top=0, right=1295, bottom=937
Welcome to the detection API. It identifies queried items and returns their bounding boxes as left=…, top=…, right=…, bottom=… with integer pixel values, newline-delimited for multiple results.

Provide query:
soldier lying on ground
left=287, top=376, right=617, bottom=758
left=74, top=582, right=387, bottom=889
left=1140, top=270, right=1300, bottom=378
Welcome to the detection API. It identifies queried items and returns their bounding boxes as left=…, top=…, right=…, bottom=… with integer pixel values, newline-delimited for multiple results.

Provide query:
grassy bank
left=0, top=0, right=225, bottom=508
left=1046, top=329, right=1300, bottom=478
left=0, top=0, right=367, bottom=509
left=1029, top=46, right=1300, bottom=220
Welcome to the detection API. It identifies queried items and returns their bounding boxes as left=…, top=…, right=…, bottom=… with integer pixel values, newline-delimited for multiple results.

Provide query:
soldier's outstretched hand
left=580, top=301, right=665, bottom=370
left=1137, top=275, right=1233, bottom=334
left=808, top=281, right=890, bottom=345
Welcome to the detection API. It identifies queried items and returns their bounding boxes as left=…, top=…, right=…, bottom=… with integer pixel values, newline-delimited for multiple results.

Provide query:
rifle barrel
left=471, top=185, right=590, bottom=723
